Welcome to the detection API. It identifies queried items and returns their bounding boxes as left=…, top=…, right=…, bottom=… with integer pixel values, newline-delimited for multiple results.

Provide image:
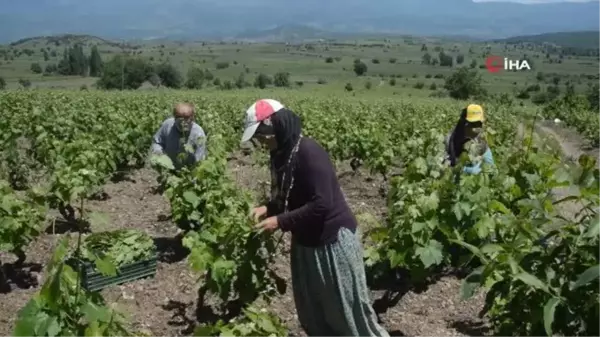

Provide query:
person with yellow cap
left=445, top=104, right=494, bottom=174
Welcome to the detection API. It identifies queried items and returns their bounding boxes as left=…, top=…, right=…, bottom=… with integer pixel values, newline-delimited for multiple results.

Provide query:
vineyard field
left=0, top=89, right=598, bottom=336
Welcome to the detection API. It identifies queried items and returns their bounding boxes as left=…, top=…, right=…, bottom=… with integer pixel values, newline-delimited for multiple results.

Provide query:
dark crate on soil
left=69, top=254, right=157, bottom=292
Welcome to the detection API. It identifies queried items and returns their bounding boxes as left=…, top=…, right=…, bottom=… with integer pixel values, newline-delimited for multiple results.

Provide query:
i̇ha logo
left=485, top=55, right=531, bottom=73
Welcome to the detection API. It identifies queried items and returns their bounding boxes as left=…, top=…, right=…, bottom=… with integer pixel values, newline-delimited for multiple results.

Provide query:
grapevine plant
left=155, top=134, right=284, bottom=333
left=0, top=180, right=47, bottom=266
left=13, top=237, right=134, bottom=336
left=457, top=154, right=599, bottom=336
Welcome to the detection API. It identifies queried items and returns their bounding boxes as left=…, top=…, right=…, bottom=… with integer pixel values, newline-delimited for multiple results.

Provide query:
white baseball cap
left=240, top=99, right=284, bottom=143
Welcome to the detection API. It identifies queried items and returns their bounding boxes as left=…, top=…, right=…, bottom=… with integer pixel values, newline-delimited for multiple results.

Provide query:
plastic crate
left=68, top=253, right=157, bottom=292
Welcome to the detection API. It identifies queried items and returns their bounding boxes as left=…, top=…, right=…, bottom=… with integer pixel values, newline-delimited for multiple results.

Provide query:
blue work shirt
left=463, top=147, right=494, bottom=174
left=151, top=117, right=206, bottom=169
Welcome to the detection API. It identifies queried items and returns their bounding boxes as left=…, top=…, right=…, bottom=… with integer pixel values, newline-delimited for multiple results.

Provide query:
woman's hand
left=255, top=216, right=279, bottom=232
left=250, top=205, right=268, bottom=222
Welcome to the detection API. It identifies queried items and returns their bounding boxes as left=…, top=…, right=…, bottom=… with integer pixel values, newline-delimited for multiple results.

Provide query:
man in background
left=151, top=102, right=206, bottom=170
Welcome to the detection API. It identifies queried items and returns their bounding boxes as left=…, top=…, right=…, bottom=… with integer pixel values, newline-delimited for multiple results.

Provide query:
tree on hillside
left=68, top=44, right=88, bottom=76
left=97, top=55, right=152, bottom=90
left=155, top=62, right=183, bottom=88
left=254, top=73, right=272, bottom=89
left=18, top=79, right=31, bottom=88
left=444, top=67, right=486, bottom=100
left=185, top=67, right=205, bottom=89
left=30, top=63, right=42, bottom=74
left=57, top=45, right=88, bottom=76
left=57, top=48, right=71, bottom=75
left=439, top=52, right=453, bottom=67
left=584, top=84, right=600, bottom=112
left=44, top=64, right=57, bottom=75
left=89, top=45, right=104, bottom=77
left=422, top=53, right=432, bottom=65
left=0, top=76, right=5, bottom=90
left=43, top=50, right=49, bottom=61
left=273, top=72, right=290, bottom=87
left=148, top=73, right=161, bottom=87
left=456, top=54, right=465, bottom=65
left=353, top=60, right=367, bottom=76
left=235, top=72, right=249, bottom=89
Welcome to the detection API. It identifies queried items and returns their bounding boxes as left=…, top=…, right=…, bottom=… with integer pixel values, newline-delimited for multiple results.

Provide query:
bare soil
left=0, top=154, right=489, bottom=336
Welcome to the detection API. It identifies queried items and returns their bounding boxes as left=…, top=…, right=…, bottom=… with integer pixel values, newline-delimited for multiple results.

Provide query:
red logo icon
left=485, top=56, right=503, bottom=73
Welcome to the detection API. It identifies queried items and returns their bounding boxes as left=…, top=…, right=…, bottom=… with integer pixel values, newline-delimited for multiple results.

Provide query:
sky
left=474, top=0, right=598, bottom=2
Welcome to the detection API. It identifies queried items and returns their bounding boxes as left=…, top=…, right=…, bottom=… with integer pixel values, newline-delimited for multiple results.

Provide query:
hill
left=494, top=31, right=600, bottom=49
left=0, top=0, right=598, bottom=42
left=233, top=25, right=333, bottom=42
left=8, top=34, right=128, bottom=49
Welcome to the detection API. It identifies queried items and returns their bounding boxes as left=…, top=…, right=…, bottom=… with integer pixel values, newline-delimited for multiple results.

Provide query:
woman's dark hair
left=255, top=121, right=274, bottom=136
left=447, top=108, right=486, bottom=166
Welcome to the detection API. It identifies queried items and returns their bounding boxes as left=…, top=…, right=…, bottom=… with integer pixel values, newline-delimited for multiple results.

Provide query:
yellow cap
left=465, top=104, right=484, bottom=122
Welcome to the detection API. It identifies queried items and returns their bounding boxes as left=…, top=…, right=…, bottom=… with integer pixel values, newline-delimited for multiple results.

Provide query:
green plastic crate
left=68, top=254, right=157, bottom=292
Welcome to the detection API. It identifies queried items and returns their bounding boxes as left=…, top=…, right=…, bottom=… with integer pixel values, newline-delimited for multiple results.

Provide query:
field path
left=535, top=121, right=599, bottom=165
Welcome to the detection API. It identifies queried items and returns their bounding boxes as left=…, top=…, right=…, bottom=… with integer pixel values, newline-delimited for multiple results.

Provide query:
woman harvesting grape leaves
left=241, top=99, right=389, bottom=337
left=445, top=104, right=495, bottom=174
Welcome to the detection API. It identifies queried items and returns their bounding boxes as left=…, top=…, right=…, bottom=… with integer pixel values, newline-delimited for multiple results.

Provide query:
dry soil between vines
left=0, top=154, right=489, bottom=336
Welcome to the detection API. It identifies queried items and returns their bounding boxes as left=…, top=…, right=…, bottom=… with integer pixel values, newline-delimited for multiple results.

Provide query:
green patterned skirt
left=291, top=227, right=389, bottom=336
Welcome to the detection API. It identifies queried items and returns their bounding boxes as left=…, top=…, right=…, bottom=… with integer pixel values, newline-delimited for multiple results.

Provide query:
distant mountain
left=493, top=31, right=600, bottom=49
left=0, top=0, right=598, bottom=43
left=234, top=25, right=331, bottom=42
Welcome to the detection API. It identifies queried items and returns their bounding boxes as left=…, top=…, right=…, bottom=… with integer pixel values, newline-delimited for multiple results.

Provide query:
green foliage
left=0, top=90, right=597, bottom=337
left=422, top=53, right=432, bottom=65
left=30, top=62, right=42, bottom=74
left=56, top=44, right=88, bottom=76
left=97, top=55, right=153, bottom=90
left=273, top=72, right=290, bottom=88
left=439, top=52, right=453, bottom=67
left=545, top=96, right=599, bottom=147
left=444, top=67, right=486, bottom=100
left=186, top=67, right=206, bottom=89
left=13, top=237, right=134, bottom=336
left=235, top=72, right=249, bottom=89
left=18, top=78, right=31, bottom=88
left=155, top=62, right=183, bottom=89
left=254, top=73, right=272, bottom=89
left=89, top=45, right=103, bottom=77
left=77, top=229, right=155, bottom=271
left=0, top=180, right=47, bottom=260
left=216, top=62, right=229, bottom=69
left=458, top=155, right=599, bottom=336
left=44, top=64, right=58, bottom=75
left=353, top=60, right=367, bottom=76
left=194, top=305, right=287, bottom=337
left=586, top=83, right=599, bottom=111
left=162, top=135, right=281, bottom=306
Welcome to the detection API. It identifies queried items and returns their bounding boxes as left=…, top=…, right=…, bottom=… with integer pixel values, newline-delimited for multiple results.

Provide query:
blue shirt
left=151, top=117, right=206, bottom=169
left=463, top=147, right=494, bottom=174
